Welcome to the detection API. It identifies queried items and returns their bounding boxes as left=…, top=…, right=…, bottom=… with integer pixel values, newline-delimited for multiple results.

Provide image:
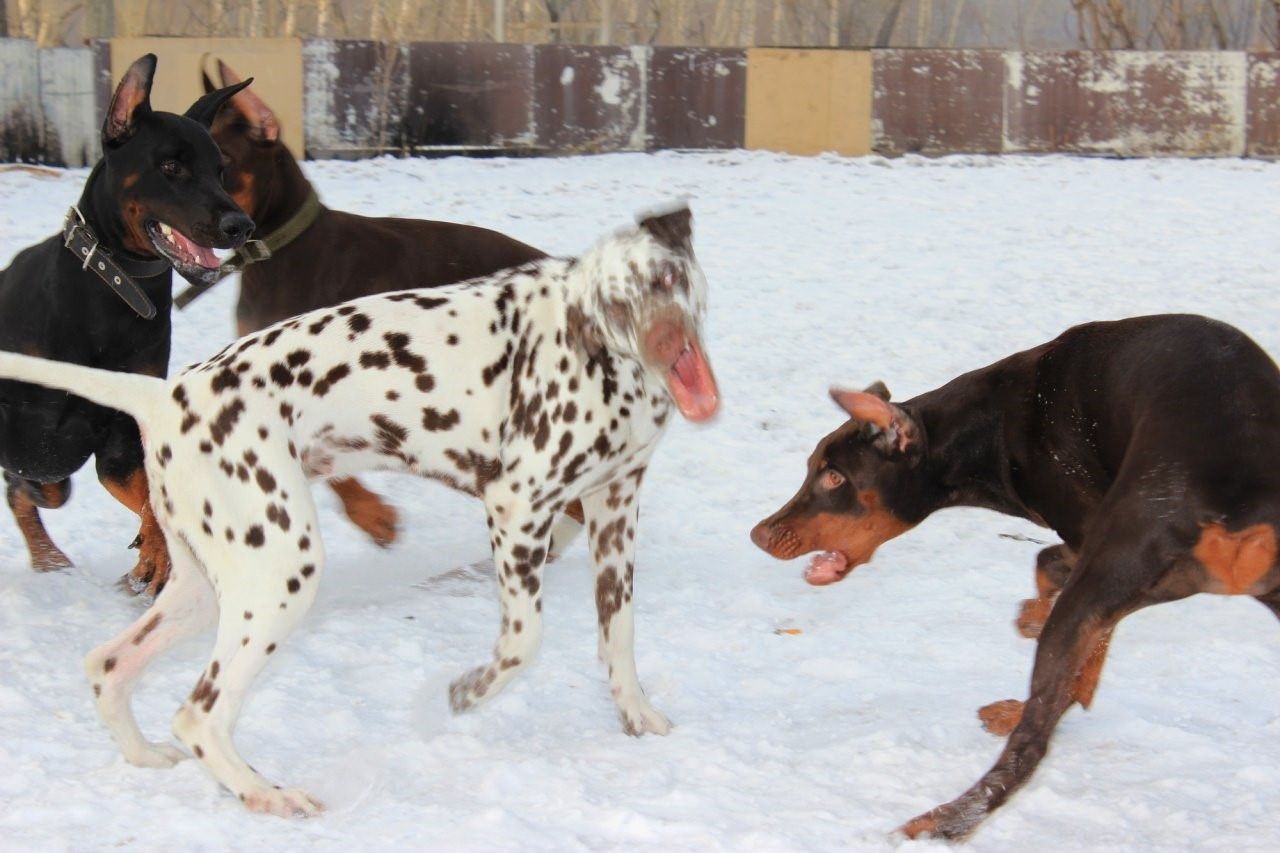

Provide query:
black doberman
left=0, top=54, right=254, bottom=592
left=751, top=314, right=1280, bottom=840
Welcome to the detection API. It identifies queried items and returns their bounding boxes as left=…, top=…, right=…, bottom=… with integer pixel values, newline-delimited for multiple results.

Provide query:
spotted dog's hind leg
left=84, top=535, right=215, bottom=768
left=170, top=479, right=326, bottom=817
left=450, top=498, right=550, bottom=713
left=581, top=471, right=670, bottom=736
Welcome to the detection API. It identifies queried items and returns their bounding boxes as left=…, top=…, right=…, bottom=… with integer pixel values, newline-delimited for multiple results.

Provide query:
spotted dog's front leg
left=581, top=474, right=670, bottom=736
left=449, top=499, right=550, bottom=713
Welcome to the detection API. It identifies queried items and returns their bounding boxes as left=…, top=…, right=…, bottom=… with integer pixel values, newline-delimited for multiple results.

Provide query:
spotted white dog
left=0, top=205, right=719, bottom=816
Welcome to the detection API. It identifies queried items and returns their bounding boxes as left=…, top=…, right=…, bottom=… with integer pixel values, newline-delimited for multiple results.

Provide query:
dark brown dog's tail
left=0, top=351, right=166, bottom=425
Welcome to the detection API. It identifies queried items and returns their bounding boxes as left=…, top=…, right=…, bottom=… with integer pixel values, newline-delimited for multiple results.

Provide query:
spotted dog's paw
left=125, top=741, right=187, bottom=769
left=241, top=786, right=325, bottom=818
left=448, top=665, right=496, bottom=713
left=617, top=697, right=672, bottom=736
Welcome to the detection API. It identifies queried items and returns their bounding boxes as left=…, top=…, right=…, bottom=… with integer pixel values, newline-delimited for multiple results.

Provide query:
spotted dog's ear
left=638, top=206, right=692, bottom=254
left=566, top=304, right=605, bottom=360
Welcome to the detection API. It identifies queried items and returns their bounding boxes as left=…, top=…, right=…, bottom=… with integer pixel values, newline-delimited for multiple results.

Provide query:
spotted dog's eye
left=654, top=263, right=680, bottom=292
left=818, top=469, right=845, bottom=490
left=160, top=160, right=185, bottom=178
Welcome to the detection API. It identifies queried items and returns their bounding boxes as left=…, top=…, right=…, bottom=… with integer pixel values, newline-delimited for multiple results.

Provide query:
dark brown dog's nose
left=219, top=211, right=254, bottom=244
left=750, top=522, right=773, bottom=551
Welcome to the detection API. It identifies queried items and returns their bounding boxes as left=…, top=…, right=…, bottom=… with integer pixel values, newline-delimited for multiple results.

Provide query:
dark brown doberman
left=751, top=314, right=1280, bottom=840
left=0, top=55, right=253, bottom=594
left=177, top=61, right=582, bottom=580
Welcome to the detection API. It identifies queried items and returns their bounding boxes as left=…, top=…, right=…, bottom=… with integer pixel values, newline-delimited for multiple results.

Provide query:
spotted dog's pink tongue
left=804, top=551, right=849, bottom=586
left=667, top=339, right=719, bottom=422
left=160, top=225, right=218, bottom=269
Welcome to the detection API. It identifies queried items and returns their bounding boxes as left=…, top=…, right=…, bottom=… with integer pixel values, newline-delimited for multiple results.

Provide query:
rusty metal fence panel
left=647, top=47, right=745, bottom=150
left=533, top=45, right=647, bottom=152
left=872, top=49, right=1004, bottom=155
left=405, top=42, right=536, bottom=151
left=1247, top=53, right=1280, bottom=157
left=303, top=39, right=409, bottom=159
left=1004, top=51, right=1246, bottom=156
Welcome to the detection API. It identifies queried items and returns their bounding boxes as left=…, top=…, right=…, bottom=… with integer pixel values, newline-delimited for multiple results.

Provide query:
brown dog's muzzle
left=750, top=519, right=804, bottom=559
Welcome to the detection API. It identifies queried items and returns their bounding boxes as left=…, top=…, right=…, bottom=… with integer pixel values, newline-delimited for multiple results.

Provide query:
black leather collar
left=62, top=206, right=166, bottom=320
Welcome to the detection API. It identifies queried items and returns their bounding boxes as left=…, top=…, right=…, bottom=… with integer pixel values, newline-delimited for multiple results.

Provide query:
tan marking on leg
left=6, top=484, right=72, bottom=571
left=329, top=477, right=399, bottom=546
left=977, top=699, right=1024, bottom=736
left=1193, top=522, right=1277, bottom=595
left=102, top=470, right=172, bottom=594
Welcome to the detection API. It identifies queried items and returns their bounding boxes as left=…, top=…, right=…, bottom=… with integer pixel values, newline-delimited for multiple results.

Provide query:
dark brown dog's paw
left=331, top=478, right=399, bottom=547
left=977, top=698, right=1024, bottom=736
left=354, top=500, right=399, bottom=548
left=1015, top=595, right=1054, bottom=638
left=897, top=800, right=984, bottom=842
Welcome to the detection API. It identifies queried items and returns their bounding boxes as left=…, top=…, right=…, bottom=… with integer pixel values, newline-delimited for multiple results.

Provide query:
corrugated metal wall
left=4, top=39, right=1280, bottom=164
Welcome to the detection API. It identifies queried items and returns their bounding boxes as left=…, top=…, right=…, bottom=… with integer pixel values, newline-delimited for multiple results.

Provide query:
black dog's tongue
left=158, top=223, right=218, bottom=269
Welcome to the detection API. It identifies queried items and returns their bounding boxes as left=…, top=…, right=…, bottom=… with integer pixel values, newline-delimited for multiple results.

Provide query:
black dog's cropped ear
left=863, top=381, right=891, bottom=402
left=103, top=54, right=157, bottom=147
left=830, top=386, right=918, bottom=455
left=184, top=78, right=254, bottom=129
left=638, top=205, right=693, bottom=254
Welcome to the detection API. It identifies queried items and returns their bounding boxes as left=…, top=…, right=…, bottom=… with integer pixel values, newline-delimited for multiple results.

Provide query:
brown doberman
left=751, top=314, right=1280, bottom=840
left=173, top=61, right=587, bottom=586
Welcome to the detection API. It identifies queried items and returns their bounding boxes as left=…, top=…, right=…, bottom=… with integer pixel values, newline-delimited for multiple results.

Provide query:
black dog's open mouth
left=145, top=221, right=226, bottom=283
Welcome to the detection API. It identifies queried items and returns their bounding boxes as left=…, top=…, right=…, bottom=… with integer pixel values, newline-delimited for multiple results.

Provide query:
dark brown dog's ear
left=103, top=54, right=157, bottom=147
left=566, top=303, right=605, bottom=360
left=830, top=387, right=917, bottom=455
left=184, top=78, right=253, bottom=129
left=215, top=61, right=281, bottom=142
left=638, top=205, right=692, bottom=254
left=864, top=381, right=891, bottom=401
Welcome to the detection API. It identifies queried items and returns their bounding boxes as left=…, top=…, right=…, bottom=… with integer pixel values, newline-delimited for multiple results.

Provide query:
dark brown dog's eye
left=819, top=469, right=845, bottom=490
left=160, top=160, right=183, bottom=177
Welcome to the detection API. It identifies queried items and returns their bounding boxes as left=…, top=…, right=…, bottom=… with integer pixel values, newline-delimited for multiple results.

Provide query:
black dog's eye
left=818, top=469, right=845, bottom=490
left=160, top=160, right=185, bottom=177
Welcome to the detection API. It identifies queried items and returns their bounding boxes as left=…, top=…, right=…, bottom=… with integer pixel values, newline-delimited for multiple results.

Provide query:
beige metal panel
left=745, top=48, right=870, bottom=157
left=109, top=38, right=304, bottom=157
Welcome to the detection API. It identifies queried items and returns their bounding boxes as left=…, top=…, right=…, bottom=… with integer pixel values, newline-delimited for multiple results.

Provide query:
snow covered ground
left=1, top=151, right=1279, bottom=851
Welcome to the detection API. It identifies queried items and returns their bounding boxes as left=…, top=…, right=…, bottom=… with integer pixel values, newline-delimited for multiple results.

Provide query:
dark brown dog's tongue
left=667, top=339, right=719, bottom=422
left=804, top=551, right=849, bottom=585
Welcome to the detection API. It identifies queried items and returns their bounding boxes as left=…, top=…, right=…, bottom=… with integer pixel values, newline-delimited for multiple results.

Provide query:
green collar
left=174, top=189, right=323, bottom=310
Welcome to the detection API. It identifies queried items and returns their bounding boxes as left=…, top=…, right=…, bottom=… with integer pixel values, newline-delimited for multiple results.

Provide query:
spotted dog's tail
left=0, top=351, right=167, bottom=424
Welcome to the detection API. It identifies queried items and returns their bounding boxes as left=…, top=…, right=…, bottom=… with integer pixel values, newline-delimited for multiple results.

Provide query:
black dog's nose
left=219, top=211, right=255, bottom=243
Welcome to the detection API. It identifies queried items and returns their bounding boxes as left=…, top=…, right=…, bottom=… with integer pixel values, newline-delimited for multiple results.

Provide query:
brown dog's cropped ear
left=103, top=54, right=157, bottom=147
left=863, top=381, right=891, bottom=402
left=184, top=77, right=254, bottom=129
left=216, top=60, right=281, bottom=142
left=638, top=205, right=693, bottom=254
left=830, top=387, right=917, bottom=454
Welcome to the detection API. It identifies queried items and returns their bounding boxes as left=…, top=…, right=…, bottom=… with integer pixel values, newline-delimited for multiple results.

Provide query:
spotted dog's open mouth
left=145, top=221, right=225, bottom=283
left=658, top=333, right=719, bottom=423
